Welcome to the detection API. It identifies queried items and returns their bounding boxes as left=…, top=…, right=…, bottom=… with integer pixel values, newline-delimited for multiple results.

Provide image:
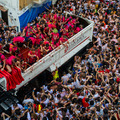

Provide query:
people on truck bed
left=0, top=7, right=84, bottom=72
left=28, top=48, right=39, bottom=65
left=0, top=51, right=6, bottom=71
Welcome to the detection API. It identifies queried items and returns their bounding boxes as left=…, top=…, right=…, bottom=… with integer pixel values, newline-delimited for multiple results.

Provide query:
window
left=19, top=0, right=33, bottom=10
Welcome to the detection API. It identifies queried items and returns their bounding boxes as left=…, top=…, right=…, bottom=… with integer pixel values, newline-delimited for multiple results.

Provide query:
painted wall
left=0, top=0, right=20, bottom=31
left=0, top=0, right=19, bottom=10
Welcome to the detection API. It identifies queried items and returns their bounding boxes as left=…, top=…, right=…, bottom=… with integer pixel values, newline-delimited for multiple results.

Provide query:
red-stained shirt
left=75, top=27, right=81, bottom=34
left=13, top=36, right=25, bottom=43
left=30, top=37, right=36, bottom=45
left=82, top=97, right=89, bottom=108
left=0, top=44, right=2, bottom=51
left=36, top=23, right=40, bottom=29
left=24, top=26, right=32, bottom=37
left=54, top=14, right=57, bottom=20
left=59, top=16, right=65, bottom=22
left=32, top=29, right=37, bottom=34
left=59, top=37, right=67, bottom=44
left=118, top=47, right=120, bottom=52
left=51, top=41, right=59, bottom=49
left=43, top=41, right=49, bottom=45
left=43, top=14, right=46, bottom=19
left=6, top=55, right=16, bottom=66
left=0, top=53, right=5, bottom=64
left=9, top=43, right=18, bottom=53
left=98, top=71, right=104, bottom=74
left=35, top=34, right=44, bottom=45
left=51, top=33, right=59, bottom=42
left=62, top=28, right=68, bottom=36
left=28, top=51, right=38, bottom=64
left=44, top=27, right=49, bottom=33
left=36, top=49, right=42, bottom=59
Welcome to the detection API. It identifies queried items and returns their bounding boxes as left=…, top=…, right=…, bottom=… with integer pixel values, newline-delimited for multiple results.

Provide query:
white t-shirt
left=82, top=78, right=86, bottom=82
left=72, top=6, right=75, bottom=10
left=67, top=73, right=71, bottom=78
left=43, top=98, right=49, bottom=106
left=27, top=112, right=31, bottom=120
left=94, top=93, right=99, bottom=98
left=22, top=99, right=34, bottom=104
left=95, top=0, right=100, bottom=4
left=62, top=75, right=69, bottom=85
left=97, top=37, right=102, bottom=46
left=102, top=44, right=108, bottom=51
left=90, top=4, right=95, bottom=10
left=84, top=3, right=88, bottom=10
left=54, top=97, right=60, bottom=103
left=101, top=26, right=105, bottom=31
left=74, top=78, right=85, bottom=88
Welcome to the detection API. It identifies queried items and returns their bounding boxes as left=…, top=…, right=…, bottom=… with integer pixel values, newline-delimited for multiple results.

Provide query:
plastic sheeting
left=19, top=0, right=52, bottom=31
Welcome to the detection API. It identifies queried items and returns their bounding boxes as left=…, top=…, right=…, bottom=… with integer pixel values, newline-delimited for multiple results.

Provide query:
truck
left=0, top=13, right=94, bottom=91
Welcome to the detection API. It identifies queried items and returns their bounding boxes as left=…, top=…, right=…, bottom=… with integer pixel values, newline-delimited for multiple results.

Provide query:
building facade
left=0, top=0, right=53, bottom=32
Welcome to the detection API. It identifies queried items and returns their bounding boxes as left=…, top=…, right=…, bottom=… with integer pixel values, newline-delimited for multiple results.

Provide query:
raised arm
left=1, top=113, right=10, bottom=120
left=32, top=88, right=37, bottom=101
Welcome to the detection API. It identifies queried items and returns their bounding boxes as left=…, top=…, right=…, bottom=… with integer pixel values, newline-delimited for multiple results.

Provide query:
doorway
left=1, top=10, right=8, bottom=25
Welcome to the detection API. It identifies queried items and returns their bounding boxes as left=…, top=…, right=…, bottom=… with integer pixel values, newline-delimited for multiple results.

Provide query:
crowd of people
left=0, top=0, right=120, bottom=119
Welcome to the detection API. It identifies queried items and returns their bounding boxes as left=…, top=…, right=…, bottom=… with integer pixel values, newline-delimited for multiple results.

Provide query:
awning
left=0, top=5, right=7, bottom=12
